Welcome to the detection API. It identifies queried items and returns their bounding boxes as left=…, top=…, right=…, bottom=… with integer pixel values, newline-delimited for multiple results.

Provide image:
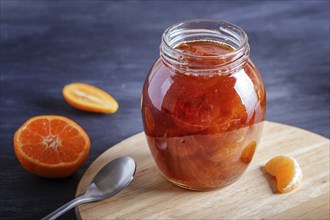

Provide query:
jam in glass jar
left=141, top=20, right=266, bottom=190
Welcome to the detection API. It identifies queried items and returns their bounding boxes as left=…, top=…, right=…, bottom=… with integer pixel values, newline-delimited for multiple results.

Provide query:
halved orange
left=265, top=155, right=303, bottom=193
left=63, top=83, right=118, bottom=114
left=14, top=115, right=90, bottom=178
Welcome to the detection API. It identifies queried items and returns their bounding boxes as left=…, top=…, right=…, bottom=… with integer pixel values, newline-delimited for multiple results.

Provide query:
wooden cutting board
left=75, top=121, right=329, bottom=219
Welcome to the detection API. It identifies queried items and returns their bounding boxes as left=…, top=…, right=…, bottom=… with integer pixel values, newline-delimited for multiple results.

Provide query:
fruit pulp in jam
left=142, top=40, right=266, bottom=190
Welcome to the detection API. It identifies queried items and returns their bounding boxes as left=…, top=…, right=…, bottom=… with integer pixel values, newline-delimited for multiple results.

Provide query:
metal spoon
left=42, top=156, right=136, bottom=220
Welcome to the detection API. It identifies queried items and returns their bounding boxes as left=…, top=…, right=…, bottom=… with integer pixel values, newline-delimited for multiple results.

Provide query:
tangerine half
left=63, top=83, right=118, bottom=114
left=14, top=115, right=90, bottom=178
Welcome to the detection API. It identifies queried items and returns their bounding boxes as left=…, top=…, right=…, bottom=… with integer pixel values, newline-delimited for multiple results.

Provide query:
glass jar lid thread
left=160, top=19, right=250, bottom=75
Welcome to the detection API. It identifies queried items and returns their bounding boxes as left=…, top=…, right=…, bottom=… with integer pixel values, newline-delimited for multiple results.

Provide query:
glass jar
left=141, top=19, right=266, bottom=190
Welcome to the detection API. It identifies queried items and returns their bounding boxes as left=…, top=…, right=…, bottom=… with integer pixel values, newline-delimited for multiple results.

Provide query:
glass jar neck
left=160, top=20, right=250, bottom=75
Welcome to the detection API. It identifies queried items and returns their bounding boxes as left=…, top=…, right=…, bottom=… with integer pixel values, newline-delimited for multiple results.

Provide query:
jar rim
left=161, top=19, right=249, bottom=59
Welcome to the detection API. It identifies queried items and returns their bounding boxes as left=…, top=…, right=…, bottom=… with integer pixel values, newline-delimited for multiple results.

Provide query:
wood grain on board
left=76, top=121, right=330, bottom=219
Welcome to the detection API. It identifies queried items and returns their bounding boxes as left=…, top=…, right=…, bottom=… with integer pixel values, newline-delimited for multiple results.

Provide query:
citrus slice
left=63, top=83, right=118, bottom=114
left=265, top=155, right=303, bottom=193
left=14, top=115, right=90, bottom=178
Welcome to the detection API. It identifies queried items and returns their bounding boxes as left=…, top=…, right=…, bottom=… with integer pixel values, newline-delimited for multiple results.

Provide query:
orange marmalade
left=142, top=20, right=266, bottom=190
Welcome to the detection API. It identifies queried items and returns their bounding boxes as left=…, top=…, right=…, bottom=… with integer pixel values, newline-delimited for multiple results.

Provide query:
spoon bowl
left=42, top=156, right=136, bottom=220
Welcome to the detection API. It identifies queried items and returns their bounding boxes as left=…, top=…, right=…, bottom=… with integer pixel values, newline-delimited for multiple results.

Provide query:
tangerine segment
left=14, top=115, right=90, bottom=178
left=240, top=141, right=257, bottom=164
left=265, top=155, right=303, bottom=193
left=63, top=83, right=118, bottom=114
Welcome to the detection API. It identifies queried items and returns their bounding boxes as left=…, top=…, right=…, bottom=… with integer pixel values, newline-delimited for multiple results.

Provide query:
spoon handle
left=41, top=195, right=90, bottom=220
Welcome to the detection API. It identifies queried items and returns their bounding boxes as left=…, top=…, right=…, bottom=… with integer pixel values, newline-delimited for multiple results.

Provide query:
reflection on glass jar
left=141, top=20, right=266, bottom=190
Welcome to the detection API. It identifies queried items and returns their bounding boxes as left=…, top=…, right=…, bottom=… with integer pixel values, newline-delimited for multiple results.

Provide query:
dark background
left=1, top=0, right=329, bottom=219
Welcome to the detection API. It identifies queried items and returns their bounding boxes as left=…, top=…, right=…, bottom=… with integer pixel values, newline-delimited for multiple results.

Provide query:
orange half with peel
left=14, top=115, right=90, bottom=178
left=63, top=83, right=119, bottom=114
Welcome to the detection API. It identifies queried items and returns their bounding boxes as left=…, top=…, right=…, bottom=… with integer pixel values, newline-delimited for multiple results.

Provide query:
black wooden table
left=1, top=1, right=329, bottom=219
